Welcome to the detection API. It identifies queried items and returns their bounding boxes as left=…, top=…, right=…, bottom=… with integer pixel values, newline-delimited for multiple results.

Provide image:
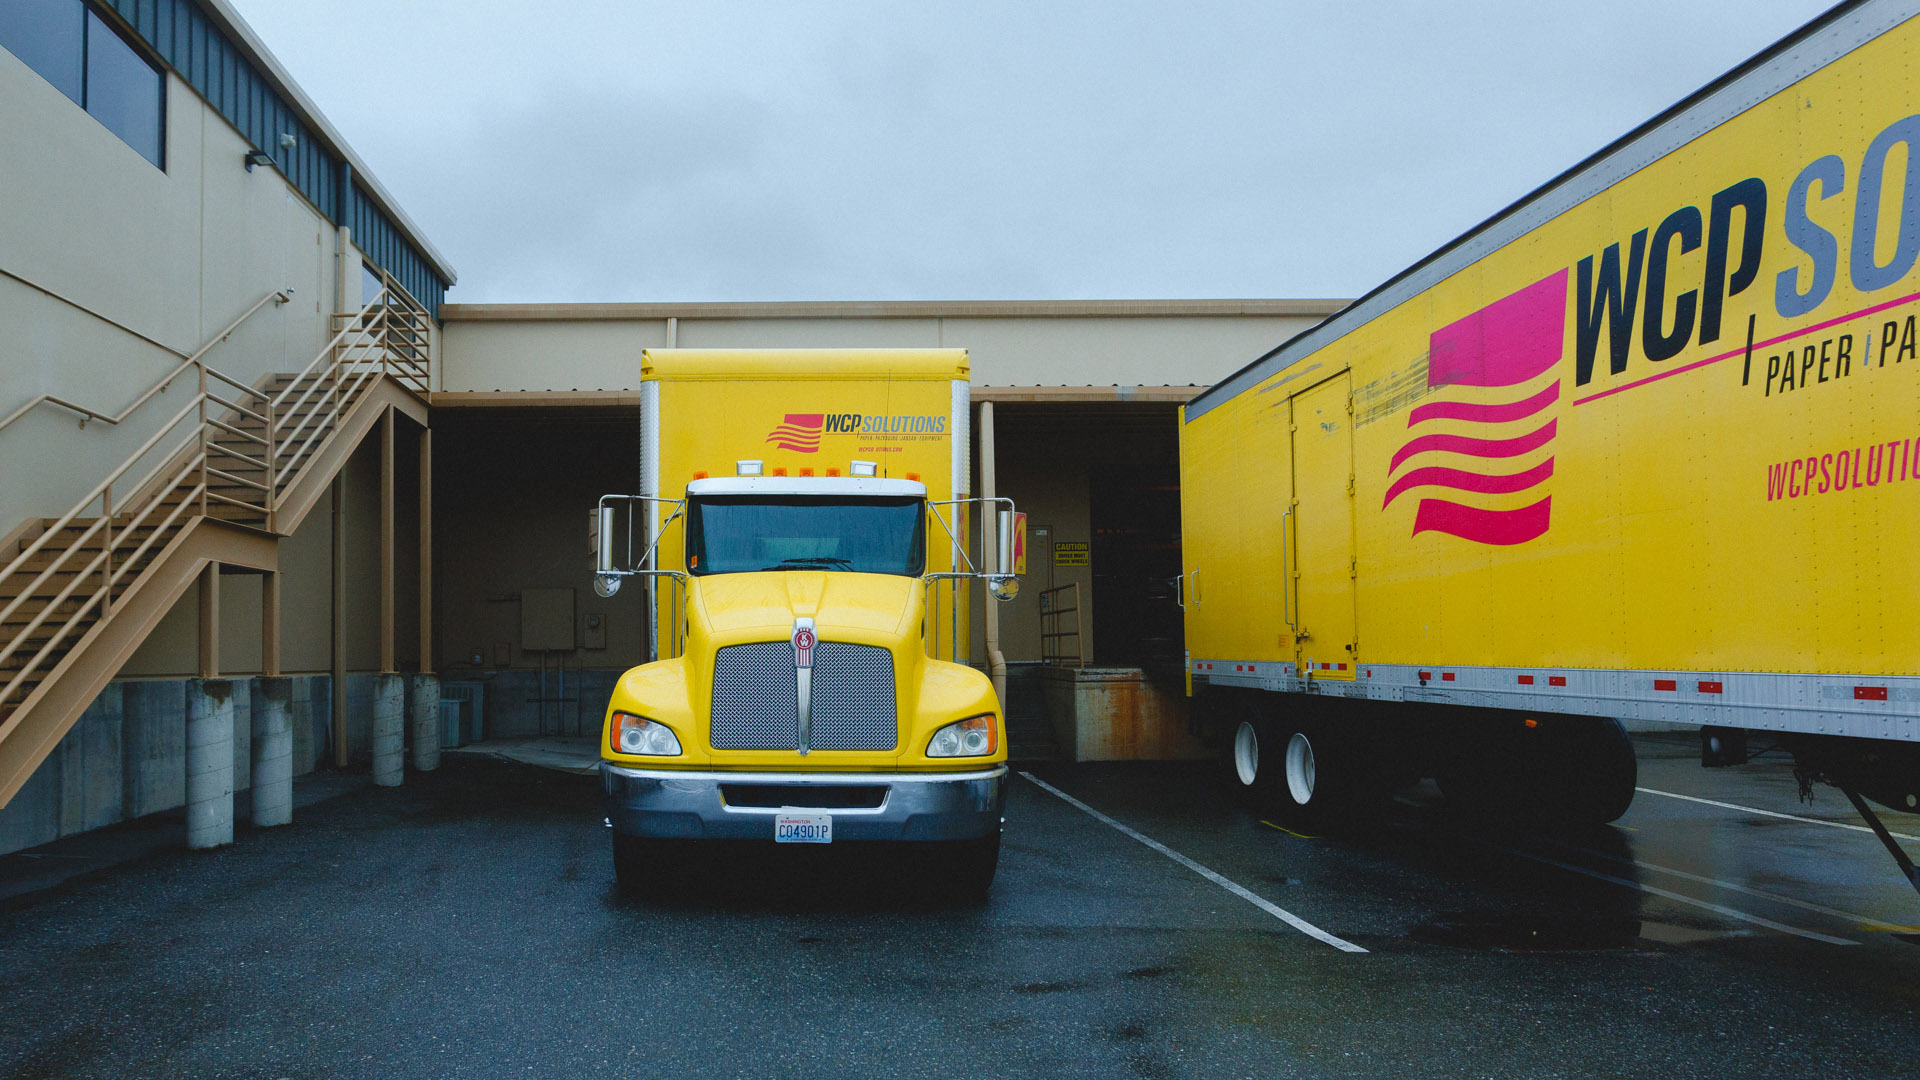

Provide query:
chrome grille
left=708, top=640, right=897, bottom=751
left=811, top=642, right=897, bottom=750
left=710, top=642, right=799, bottom=749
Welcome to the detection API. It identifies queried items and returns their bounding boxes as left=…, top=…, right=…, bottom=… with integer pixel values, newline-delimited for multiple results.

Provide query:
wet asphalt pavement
left=3, top=734, right=1919, bottom=1079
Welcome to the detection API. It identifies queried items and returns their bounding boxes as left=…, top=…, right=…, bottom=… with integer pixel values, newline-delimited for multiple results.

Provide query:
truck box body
left=1181, top=0, right=1920, bottom=747
left=639, top=349, right=972, bottom=667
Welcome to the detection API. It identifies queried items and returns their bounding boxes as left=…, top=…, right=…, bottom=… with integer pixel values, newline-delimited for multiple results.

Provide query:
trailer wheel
left=1233, top=720, right=1264, bottom=787
left=1284, top=731, right=1319, bottom=807
left=1227, top=713, right=1284, bottom=803
left=1270, top=718, right=1392, bottom=830
left=1562, top=717, right=1637, bottom=825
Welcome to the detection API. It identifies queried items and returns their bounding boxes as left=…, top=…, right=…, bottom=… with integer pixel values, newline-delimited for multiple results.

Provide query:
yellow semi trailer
left=1180, top=0, right=1920, bottom=864
left=590, top=349, right=1022, bottom=897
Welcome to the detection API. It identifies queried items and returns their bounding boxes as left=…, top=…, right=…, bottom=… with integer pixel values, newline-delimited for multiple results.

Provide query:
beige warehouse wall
left=437, top=304, right=1342, bottom=396
left=0, top=53, right=384, bottom=535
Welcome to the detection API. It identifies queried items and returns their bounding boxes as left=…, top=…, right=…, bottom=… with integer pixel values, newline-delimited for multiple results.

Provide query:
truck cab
left=596, top=452, right=1020, bottom=898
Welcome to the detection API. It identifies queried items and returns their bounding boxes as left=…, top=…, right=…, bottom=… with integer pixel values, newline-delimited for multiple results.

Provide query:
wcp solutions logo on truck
left=1388, top=110, right=1920, bottom=546
left=765, top=412, right=947, bottom=453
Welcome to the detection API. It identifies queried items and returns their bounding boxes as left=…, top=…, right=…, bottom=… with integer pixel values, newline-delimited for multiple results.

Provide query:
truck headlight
left=927, top=715, right=997, bottom=758
left=611, top=713, right=682, bottom=756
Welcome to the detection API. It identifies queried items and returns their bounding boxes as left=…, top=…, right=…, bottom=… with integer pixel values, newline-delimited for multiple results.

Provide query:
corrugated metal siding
left=95, top=0, right=447, bottom=317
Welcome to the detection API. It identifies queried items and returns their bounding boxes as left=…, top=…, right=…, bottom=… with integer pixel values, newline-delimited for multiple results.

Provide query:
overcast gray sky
left=234, top=0, right=1837, bottom=305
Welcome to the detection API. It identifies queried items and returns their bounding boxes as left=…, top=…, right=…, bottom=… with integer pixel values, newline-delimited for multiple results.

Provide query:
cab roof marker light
left=736, top=459, right=763, bottom=476
left=850, top=460, right=878, bottom=477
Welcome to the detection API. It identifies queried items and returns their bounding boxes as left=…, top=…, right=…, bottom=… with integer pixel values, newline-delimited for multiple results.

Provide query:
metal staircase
left=0, top=276, right=433, bottom=807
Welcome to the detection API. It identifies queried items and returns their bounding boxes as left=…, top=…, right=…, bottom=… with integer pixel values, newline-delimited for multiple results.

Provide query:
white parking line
left=1019, top=771, right=1367, bottom=954
left=1532, top=835, right=1898, bottom=929
left=1636, top=787, right=1920, bottom=842
left=1454, top=833, right=1859, bottom=946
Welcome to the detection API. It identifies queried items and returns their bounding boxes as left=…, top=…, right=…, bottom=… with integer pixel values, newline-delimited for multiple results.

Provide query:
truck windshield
left=687, top=495, right=927, bottom=576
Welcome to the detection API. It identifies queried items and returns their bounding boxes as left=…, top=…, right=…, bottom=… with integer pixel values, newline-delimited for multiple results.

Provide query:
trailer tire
left=1227, top=714, right=1285, bottom=804
left=1440, top=716, right=1637, bottom=826
left=1272, top=720, right=1388, bottom=829
left=1560, top=717, right=1637, bottom=825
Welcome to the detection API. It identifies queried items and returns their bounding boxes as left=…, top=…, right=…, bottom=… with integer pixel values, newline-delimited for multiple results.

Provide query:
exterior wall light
left=243, top=149, right=274, bottom=171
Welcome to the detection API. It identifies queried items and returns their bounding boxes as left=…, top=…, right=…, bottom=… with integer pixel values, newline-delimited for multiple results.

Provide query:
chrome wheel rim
left=1285, top=732, right=1317, bottom=806
left=1233, top=721, right=1260, bottom=787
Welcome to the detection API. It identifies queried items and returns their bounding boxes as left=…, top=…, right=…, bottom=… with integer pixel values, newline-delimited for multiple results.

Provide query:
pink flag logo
left=1384, top=270, right=1566, bottom=545
left=765, top=414, right=825, bottom=452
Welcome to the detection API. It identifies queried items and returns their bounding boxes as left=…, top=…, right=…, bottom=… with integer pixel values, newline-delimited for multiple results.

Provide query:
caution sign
left=1053, top=541, right=1089, bottom=567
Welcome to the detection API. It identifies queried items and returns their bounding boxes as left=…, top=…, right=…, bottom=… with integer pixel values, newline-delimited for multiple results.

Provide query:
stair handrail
left=0, top=289, right=293, bottom=437
left=1, top=274, right=431, bottom=721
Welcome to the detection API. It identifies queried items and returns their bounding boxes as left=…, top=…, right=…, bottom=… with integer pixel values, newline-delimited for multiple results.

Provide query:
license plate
left=774, top=813, right=832, bottom=844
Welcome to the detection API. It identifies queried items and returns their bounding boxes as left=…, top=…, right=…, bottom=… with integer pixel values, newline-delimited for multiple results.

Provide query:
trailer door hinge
left=1346, top=475, right=1355, bottom=496
left=1349, top=558, right=1357, bottom=578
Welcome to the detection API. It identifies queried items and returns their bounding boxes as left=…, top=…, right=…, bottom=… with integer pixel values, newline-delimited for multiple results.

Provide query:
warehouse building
left=0, top=0, right=1340, bottom=854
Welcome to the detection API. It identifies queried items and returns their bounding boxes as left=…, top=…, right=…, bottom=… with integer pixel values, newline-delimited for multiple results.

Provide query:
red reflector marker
left=1698, top=681, right=1723, bottom=694
left=1418, top=671, right=1431, bottom=681
left=1441, top=672, right=1456, bottom=682
left=1337, top=663, right=1347, bottom=671
left=1855, top=686, right=1888, bottom=701
left=1548, top=676, right=1566, bottom=687
left=1655, top=679, right=1677, bottom=691
left=1517, top=675, right=1535, bottom=685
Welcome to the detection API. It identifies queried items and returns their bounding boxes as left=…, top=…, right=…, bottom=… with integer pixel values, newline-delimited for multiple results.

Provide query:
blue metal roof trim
left=96, top=0, right=449, bottom=318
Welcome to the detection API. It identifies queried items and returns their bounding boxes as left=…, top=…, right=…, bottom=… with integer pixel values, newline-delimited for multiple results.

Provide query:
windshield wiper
left=765, top=557, right=856, bottom=570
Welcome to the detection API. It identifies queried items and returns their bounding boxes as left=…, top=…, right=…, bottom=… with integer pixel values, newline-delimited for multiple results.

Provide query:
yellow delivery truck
left=591, top=349, right=1022, bottom=897
left=1179, top=0, right=1920, bottom=882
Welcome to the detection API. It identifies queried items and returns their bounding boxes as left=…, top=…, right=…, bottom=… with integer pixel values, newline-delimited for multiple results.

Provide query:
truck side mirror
left=996, top=510, right=1026, bottom=577
left=592, top=504, right=621, bottom=597
left=988, top=509, right=1025, bottom=601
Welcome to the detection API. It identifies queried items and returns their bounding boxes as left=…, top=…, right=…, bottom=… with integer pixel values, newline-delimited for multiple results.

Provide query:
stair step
left=2, top=623, right=99, bottom=656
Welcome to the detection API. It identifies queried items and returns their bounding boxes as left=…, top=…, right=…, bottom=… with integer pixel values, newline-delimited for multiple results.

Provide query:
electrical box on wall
left=521, top=588, right=576, bottom=651
left=583, top=613, right=607, bottom=650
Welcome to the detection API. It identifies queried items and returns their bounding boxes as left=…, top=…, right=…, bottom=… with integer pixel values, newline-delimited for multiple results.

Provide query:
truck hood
left=692, top=571, right=917, bottom=639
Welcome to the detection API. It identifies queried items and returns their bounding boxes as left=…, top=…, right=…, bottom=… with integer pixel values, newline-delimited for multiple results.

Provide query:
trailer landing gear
left=1838, top=786, right=1920, bottom=908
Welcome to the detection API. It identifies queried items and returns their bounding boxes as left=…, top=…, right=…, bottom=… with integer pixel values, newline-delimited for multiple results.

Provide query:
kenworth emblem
left=793, top=617, right=816, bottom=754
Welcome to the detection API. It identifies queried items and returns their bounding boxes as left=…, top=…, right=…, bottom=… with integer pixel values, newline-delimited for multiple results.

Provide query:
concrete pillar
left=250, top=677, right=294, bottom=827
left=371, top=673, right=405, bottom=786
left=185, top=679, right=235, bottom=849
left=409, top=673, right=441, bottom=772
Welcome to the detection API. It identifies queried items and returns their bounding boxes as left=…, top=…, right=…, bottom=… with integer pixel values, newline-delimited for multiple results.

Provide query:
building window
left=0, top=0, right=83, bottom=104
left=362, top=263, right=384, bottom=307
left=0, top=1, right=164, bottom=168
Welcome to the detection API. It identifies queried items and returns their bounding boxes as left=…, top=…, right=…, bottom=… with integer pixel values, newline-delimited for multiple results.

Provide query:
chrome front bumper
left=601, top=763, right=1007, bottom=842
